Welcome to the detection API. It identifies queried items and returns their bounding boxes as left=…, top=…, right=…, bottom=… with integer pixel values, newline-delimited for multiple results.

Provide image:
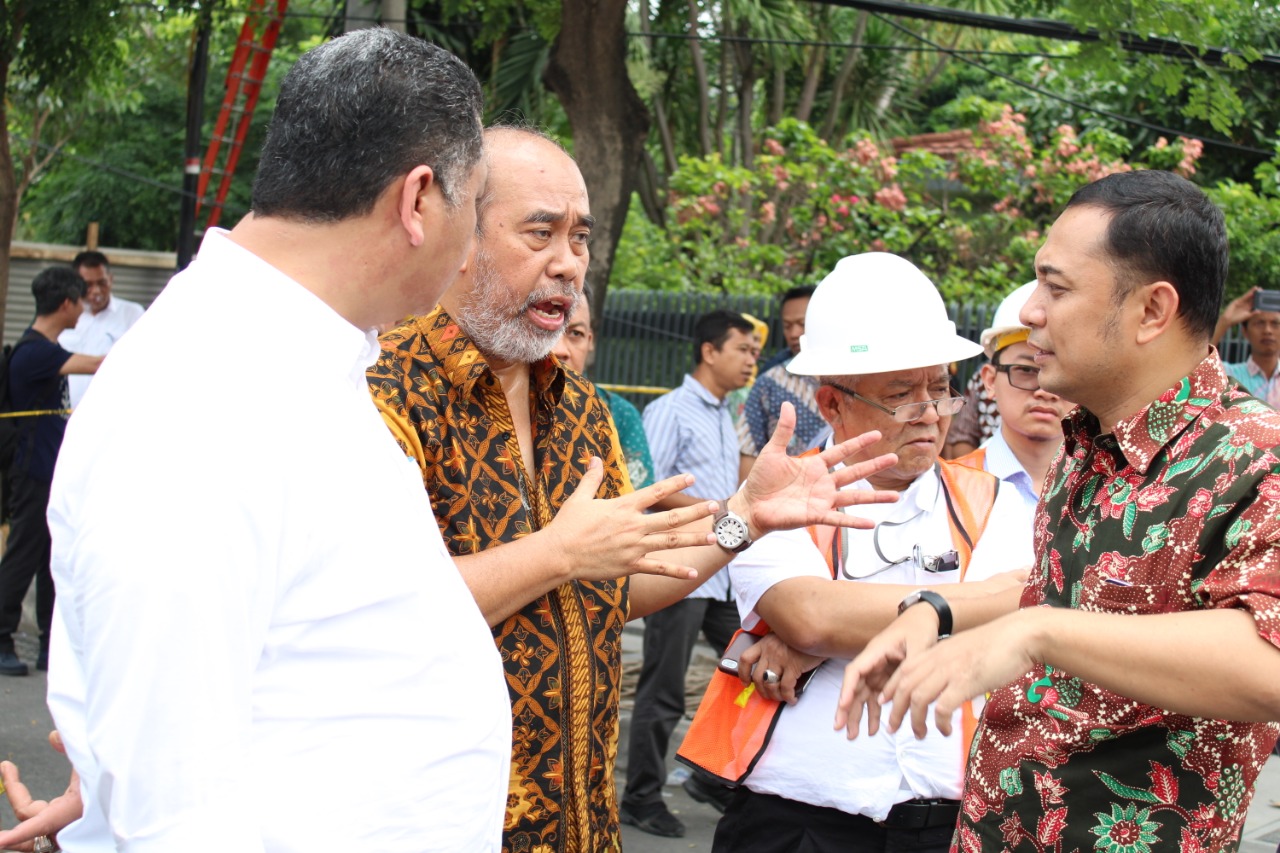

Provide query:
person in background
left=738, top=286, right=826, bottom=470
left=621, top=310, right=759, bottom=837
left=1214, top=286, right=1280, bottom=407
left=0, top=267, right=102, bottom=678
left=551, top=285, right=654, bottom=489
left=954, top=281, right=1073, bottom=515
left=57, top=251, right=144, bottom=409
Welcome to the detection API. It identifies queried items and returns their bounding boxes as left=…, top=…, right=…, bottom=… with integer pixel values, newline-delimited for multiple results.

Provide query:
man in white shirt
left=44, top=30, right=513, bottom=853
left=57, top=251, right=145, bottom=408
left=711, top=253, right=1029, bottom=853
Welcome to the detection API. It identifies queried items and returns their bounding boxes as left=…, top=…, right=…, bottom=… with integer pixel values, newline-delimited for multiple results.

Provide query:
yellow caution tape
left=596, top=384, right=671, bottom=396
left=0, top=409, right=72, bottom=418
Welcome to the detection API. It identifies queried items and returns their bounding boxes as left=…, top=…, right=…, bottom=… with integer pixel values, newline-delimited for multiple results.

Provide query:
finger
left=817, top=428, right=881, bottom=469
left=631, top=471, right=698, bottom=509
left=647, top=500, right=718, bottom=533
left=760, top=401, right=797, bottom=454
left=830, top=452, right=898, bottom=488
left=0, top=789, right=79, bottom=848
left=49, top=731, right=65, bottom=755
left=0, top=761, right=34, bottom=814
left=563, top=456, right=607, bottom=504
left=626, top=557, right=698, bottom=581
left=778, top=671, right=800, bottom=705
left=641, top=525, right=717, bottom=551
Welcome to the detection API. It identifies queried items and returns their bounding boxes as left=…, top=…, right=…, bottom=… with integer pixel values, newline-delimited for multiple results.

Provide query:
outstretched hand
left=1221, top=287, right=1259, bottom=328
left=544, top=458, right=719, bottom=583
left=735, top=402, right=898, bottom=537
left=0, top=731, right=82, bottom=852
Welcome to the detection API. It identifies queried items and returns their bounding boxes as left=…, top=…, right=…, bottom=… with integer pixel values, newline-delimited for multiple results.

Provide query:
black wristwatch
left=897, top=589, right=953, bottom=639
left=712, top=506, right=753, bottom=553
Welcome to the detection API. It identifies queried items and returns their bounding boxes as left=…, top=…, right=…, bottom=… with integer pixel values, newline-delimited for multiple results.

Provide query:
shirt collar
left=410, top=306, right=566, bottom=405
left=1062, top=348, right=1226, bottom=475
left=681, top=373, right=727, bottom=408
left=1246, top=356, right=1280, bottom=380
left=197, top=229, right=377, bottom=386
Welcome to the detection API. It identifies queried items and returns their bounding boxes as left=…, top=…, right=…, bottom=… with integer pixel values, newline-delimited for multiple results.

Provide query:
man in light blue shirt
left=1214, top=287, right=1280, bottom=408
left=622, top=309, right=758, bottom=837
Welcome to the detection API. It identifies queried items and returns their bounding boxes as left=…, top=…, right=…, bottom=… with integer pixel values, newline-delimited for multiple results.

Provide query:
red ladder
left=196, top=0, right=289, bottom=229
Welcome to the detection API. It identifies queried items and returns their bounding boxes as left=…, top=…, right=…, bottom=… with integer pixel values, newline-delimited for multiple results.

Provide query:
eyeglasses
left=993, top=363, right=1042, bottom=391
left=835, top=509, right=962, bottom=579
left=827, top=382, right=965, bottom=423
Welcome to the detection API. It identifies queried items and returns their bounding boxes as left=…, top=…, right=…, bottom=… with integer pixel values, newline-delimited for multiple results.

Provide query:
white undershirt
left=728, top=465, right=1031, bottom=820
left=47, top=230, right=510, bottom=852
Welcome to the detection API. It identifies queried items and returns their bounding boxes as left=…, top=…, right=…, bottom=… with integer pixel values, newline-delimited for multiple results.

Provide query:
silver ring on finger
left=763, top=668, right=780, bottom=685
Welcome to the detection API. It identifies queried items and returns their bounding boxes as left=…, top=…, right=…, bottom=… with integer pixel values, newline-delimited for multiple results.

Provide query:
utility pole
left=178, top=8, right=213, bottom=270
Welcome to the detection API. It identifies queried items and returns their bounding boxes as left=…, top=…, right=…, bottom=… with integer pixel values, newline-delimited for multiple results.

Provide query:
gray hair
left=251, top=28, right=483, bottom=222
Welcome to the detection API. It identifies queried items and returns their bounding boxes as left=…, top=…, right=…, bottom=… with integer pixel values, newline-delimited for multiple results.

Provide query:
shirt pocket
left=1078, top=571, right=1172, bottom=615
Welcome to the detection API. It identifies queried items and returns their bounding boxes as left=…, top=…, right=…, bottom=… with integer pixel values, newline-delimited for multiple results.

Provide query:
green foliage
left=615, top=103, right=1238, bottom=302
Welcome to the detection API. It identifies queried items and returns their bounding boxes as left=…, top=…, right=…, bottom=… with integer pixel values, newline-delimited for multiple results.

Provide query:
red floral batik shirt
left=956, top=352, right=1280, bottom=853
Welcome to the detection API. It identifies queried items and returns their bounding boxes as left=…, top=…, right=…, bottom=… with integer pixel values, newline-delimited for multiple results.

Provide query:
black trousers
left=622, top=597, right=740, bottom=808
left=712, top=789, right=955, bottom=853
left=0, top=474, right=54, bottom=651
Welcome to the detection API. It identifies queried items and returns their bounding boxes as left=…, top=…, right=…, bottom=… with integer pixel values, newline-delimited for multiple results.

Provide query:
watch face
left=715, top=515, right=749, bottom=549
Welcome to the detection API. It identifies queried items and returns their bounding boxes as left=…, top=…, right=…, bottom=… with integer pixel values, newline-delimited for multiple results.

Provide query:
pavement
left=6, top=607, right=1280, bottom=851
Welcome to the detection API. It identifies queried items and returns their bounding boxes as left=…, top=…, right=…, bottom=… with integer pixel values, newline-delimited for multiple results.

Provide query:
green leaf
left=1096, top=772, right=1161, bottom=804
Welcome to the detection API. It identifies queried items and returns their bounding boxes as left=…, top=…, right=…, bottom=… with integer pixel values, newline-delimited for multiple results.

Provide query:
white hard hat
left=787, top=252, right=982, bottom=376
left=979, top=281, right=1037, bottom=358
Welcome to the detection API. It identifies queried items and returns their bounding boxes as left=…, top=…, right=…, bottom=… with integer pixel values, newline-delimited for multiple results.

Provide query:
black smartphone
left=1253, top=289, right=1280, bottom=313
left=717, top=632, right=818, bottom=694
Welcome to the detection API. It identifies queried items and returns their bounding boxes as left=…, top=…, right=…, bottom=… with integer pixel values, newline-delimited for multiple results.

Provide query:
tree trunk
left=545, top=0, right=650, bottom=327
left=820, top=10, right=867, bottom=142
left=685, top=0, right=713, bottom=157
left=795, top=42, right=825, bottom=124
left=768, top=62, right=786, bottom=127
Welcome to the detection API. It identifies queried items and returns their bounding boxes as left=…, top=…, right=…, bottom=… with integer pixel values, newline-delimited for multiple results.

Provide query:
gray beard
left=455, top=250, right=580, bottom=365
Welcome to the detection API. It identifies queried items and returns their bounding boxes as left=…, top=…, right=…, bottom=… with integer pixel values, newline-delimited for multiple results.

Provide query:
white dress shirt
left=47, top=230, right=510, bottom=853
left=58, top=294, right=145, bottom=407
left=728, top=464, right=1030, bottom=820
left=978, top=429, right=1042, bottom=525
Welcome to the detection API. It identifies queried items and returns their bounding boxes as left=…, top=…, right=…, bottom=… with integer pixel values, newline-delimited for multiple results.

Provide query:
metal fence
left=1, top=251, right=1252, bottom=409
left=593, top=290, right=1253, bottom=411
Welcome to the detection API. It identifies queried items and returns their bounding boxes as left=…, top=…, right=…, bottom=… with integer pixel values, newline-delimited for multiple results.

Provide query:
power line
left=629, top=29, right=1055, bottom=58
left=873, top=14, right=1273, bottom=156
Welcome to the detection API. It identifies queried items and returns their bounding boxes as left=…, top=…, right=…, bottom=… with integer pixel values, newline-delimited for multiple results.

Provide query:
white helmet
left=787, top=252, right=982, bottom=376
left=979, top=280, right=1037, bottom=358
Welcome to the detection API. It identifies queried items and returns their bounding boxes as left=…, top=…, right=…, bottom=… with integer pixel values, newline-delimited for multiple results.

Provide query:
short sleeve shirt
left=9, top=330, right=73, bottom=482
left=957, top=351, right=1280, bottom=853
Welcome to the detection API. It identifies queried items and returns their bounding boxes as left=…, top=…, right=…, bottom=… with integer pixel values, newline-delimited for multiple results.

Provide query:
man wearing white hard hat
left=704, top=252, right=1029, bottom=852
left=954, top=281, right=1073, bottom=517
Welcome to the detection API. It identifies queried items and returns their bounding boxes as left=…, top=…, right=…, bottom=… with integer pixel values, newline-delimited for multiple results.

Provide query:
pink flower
left=873, top=184, right=907, bottom=212
left=760, top=201, right=776, bottom=225
left=1186, top=488, right=1213, bottom=517
left=764, top=138, right=785, bottom=156
left=1155, top=137, right=1169, bottom=149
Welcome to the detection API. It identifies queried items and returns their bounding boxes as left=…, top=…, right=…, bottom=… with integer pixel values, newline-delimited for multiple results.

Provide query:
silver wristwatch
left=712, top=506, right=753, bottom=553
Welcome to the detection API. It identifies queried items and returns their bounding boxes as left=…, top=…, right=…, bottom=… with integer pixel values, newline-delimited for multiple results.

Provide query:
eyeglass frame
left=991, top=362, right=1043, bottom=392
left=826, top=381, right=966, bottom=423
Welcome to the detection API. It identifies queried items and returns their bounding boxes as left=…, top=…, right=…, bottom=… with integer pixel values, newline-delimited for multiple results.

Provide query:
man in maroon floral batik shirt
left=836, top=169, right=1280, bottom=853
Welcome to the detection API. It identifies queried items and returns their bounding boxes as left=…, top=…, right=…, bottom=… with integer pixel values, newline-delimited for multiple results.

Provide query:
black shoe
left=0, top=649, right=28, bottom=676
left=620, top=802, right=686, bottom=838
left=683, top=774, right=734, bottom=814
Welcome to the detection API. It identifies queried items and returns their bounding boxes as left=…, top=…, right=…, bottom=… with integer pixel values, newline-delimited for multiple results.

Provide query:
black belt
left=881, top=798, right=961, bottom=830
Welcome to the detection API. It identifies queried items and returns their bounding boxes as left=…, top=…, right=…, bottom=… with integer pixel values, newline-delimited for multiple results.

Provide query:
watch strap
left=898, top=589, right=953, bottom=639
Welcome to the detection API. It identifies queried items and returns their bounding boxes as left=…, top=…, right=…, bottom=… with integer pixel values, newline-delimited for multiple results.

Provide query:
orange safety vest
left=951, top=445, right=986, bottom=474
left=676, top=457, right=999, bottom=786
